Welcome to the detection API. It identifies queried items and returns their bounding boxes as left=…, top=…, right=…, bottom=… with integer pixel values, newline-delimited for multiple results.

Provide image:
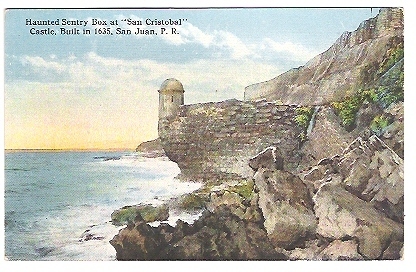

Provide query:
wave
left=93, top=156, right=121, bottom=161
left=5, top=168, right=31, bottom=171
left=91, top=153, right=181, bottom=177
left=5, top=152, right=201, bottom=260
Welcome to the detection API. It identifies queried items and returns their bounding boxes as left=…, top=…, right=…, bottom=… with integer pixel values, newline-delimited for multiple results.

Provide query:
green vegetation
left=370, top=115, right=391, bottom=136
left=138, top=205, right=169, bottom=222
left=179, top=192, right=209, bottom=211
left=294, top=107, right=313, bottom=128
left=294, top=106, right=314, bottom=142
left=331, top=93, right=366, bottom=130
left=378, top=46, right=404, bottom=76
left=111, top=207, right=138, bottom=226
left=230, top=179, right=255, bottom=200
left=331, top=83, right=401, bottom=132
left=374, top=71, right=404, bottom=108
left=111, top=204, right=169, bottom=226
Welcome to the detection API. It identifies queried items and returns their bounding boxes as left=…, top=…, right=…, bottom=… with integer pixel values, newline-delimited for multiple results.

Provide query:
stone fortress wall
left=158, top=98, right=303, bottom=183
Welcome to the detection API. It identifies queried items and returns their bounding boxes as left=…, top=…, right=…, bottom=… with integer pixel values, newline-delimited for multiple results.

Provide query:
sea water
left=4, top=151, right=202, bottom=261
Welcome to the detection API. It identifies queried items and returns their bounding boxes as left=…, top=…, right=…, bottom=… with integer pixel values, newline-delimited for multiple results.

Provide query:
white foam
left=32, top=156, right=202, bottom=260
left=148, top=209, right=204, bottom=228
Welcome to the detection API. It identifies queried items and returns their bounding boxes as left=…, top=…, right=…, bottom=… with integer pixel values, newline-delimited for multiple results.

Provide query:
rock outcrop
left=298, top=106, right=353, bottom=170
left=111, top=204, right=169, bottom=226
left=110, top=206, right=288, bottom=260
left=302, top=135, right=404, bottom=223
left=135, top=138, right=166, bottom=158
left=249, top=147, right=317, bottom=249
left=244, top=8, right=403, bottom=105
left=111, top=135, right=403, bottom=260
left=339, top=136, right=404, bottom=222
left=301, top=135, right=404, bottom=259
left=314, top=182, right=403, bottom=259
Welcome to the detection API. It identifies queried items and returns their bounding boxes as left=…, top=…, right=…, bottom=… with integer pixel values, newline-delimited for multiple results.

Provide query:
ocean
left=4, top=151, right=202, bottom=261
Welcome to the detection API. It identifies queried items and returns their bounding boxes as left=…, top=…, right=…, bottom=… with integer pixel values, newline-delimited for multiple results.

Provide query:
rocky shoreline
left=109, top=134, right=403, bottom=260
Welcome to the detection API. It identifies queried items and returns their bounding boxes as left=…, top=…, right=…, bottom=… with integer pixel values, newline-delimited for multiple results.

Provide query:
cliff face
left=244, top=8, right=403, bottom=105
left=158, top=99, right=303, bottom=183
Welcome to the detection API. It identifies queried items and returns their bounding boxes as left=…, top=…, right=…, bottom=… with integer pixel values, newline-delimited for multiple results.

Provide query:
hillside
left=244, top=8, right=403, bottom=106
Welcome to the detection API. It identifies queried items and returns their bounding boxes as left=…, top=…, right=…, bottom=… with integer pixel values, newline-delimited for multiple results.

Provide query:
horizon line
left=4, top=148, right=135, bottom=152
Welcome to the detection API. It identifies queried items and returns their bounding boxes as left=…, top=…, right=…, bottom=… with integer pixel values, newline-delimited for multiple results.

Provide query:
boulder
left=207, top=190, right=243, bottom=212
left=206, top=180, right=262, bottom=222
left=298, top=107, right=353, bottom=170
left=317, top=240, right=363, bottom=260
left=78, top=229, right=105, bottom=242
left=109, top=214, right=165, bottom=260
left=111, top=204, right=169, bottom=226
left=248, top=146, right=284, bottom=171
left=313, top=182, right=403, bottom=259
left=381, top=240, right=403, bottom=260
left=249, top=146, right=317, bottom=249
left=166, top=205, right=286, bottom=260
left=302, top=135, right=404, bottom=224
left=285, top=239, right=325, bottom=260
left=340, top=135, right=404, bottom=223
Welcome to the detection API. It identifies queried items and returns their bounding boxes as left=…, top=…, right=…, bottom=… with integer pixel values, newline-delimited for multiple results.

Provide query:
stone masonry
left=158, top=99, right=303, bottom=183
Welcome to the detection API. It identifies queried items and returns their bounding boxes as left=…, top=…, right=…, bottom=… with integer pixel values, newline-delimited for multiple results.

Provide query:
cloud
left=160, top=22, right=214, bottom=47
left=160, top=23, right=253, bottom=60
left=15, top=52, right=283, bottom=101
left=261, top=38, right=319, bottom=62
left=5, top=52, right=285, bottom=149
left=20, top=55, right=66, bottom=72
left=155, top=21, right=316, bottom=62
left=213, top=31, right=252, bottom=59
left=81, top=14, right=318, bottom=63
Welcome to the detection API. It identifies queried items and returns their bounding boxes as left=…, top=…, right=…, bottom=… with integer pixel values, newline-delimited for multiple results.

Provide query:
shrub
left=294, top=106, right=314, bottom=142
left=370, top=115, right=391, bottom=136
left=331, top=94, right=363, bottom=130
left=294, top=107, right=313, bottom=128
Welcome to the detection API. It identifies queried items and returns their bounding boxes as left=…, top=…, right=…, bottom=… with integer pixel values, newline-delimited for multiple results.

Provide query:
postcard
left=3, top=6, right=405, bottom=263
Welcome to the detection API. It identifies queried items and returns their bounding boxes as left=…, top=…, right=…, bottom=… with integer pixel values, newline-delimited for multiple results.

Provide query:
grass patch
left=229, top=180, right=255, bottom=201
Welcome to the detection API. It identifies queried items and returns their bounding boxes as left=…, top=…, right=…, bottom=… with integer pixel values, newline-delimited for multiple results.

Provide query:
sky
left=4, top=7, right=382, bottom=150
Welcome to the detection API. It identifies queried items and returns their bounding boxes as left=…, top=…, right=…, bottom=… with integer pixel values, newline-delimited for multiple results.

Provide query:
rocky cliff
left=244, top=8, right=403, bottom=105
